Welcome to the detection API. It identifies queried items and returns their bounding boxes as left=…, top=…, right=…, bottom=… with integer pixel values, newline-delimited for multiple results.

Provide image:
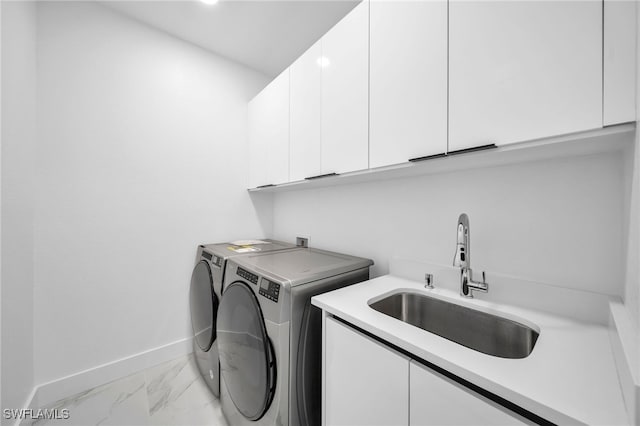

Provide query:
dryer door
left=190, top=260, right=218, bottom=351
left=217, top=281, right=276, bottom=421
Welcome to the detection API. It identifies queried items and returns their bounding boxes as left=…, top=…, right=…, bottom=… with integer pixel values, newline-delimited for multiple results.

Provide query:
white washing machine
left=189, top=240, right=296, bottom=397
left=216, top=247, right=373, bottom=425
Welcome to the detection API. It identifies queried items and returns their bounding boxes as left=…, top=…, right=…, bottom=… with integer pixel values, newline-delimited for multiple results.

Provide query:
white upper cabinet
left=449, top=0, right=603, bottom=151
left=321, top=0, right=369, bottom=175
left=248, top=69, right=290, bottom=187
left=289, top=40, right=322, bottom=182
left=248, top=98, right=268, bottom=188
left=604, top=0, right=637, bottom=125
left=409, top=361, right=528, bottom=425
left=369, top=0, right=447, bottom=167
left=249, top=0, right=634, bottom=190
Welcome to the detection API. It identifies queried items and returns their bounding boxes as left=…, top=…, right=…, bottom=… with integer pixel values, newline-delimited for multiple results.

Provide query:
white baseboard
left=609, top=301, right=639, bottom=425
left=23, top=337, right=193, bottom=413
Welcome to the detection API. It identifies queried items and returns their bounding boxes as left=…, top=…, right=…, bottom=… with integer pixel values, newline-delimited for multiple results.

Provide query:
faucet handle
left=476, top=271, right=489, bottom=293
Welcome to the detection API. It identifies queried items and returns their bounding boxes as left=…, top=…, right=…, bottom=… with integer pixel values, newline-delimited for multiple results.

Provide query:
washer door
left=217, top=281, right=276, bottom=421
left=190, top=260, right=218, bottom=351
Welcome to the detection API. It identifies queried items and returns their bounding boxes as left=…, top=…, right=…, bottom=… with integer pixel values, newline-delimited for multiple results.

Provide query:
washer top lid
left=200, top=239, right=295, bottom=258
left=232, top=247, right=373, bottom=287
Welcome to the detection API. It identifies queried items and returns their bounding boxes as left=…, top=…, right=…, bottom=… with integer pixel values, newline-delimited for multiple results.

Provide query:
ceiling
left=100, top=0, right=359, bottom=77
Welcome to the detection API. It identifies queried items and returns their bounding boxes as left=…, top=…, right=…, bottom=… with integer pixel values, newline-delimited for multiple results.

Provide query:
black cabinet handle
left=305, top=173, right=339, bottom=180
left=408, top=153, right=447, bottom=162
left=447, top=144, right=497, bottom=156
left=409, top=144, right=496, bottom=163
left=256, top=184, right=275, bottom=189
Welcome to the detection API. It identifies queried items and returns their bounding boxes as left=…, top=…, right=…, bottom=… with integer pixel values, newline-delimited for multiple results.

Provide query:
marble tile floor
left=23, top=354, right=228, bottom=426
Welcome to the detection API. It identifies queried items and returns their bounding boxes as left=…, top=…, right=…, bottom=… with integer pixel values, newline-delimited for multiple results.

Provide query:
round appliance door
left=189, top=260, right=218, bottom=352
left=217, top=281, right=276, bottom=421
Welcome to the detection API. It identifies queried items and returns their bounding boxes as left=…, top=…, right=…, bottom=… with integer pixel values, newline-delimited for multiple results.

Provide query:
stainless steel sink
left=369, top=292, right=539, bottom=359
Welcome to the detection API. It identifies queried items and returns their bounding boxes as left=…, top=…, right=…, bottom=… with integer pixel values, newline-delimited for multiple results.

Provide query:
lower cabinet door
left=325, top=317, right=410, bottom=426
left=409, top=361, right=529, bottom=425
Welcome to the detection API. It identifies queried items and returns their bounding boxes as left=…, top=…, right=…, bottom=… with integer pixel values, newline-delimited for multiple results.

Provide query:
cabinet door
left=449, top=0, right=602, bottom=150
left=409, top=361, right=529, bottom=426
left=290, top=40, right=322, bottom=181
left=248, top=96, right=268, bottom=188
left=248, top=69, right=290, bottom=188
left=369, top=0, right=447, bottom=167
left=325, top=317, right=409, bottom=426
left=603, top=0, right=636, bottom=125
left=321, top=0, right=369, bottom=174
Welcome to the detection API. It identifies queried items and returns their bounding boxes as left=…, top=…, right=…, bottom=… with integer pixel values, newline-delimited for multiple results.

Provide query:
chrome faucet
left=453, top=213, right=488, bottom=298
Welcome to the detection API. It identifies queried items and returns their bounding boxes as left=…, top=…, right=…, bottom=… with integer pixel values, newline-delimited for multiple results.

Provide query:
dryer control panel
left=201, top=251, right=223, bottom=268
left=259, top=278, right=280, bottom=303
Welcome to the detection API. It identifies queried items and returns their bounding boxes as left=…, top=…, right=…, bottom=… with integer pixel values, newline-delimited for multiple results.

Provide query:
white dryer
left=217, top=247, right=373, bottom=425
left=189, top=240, right=295, bottom=397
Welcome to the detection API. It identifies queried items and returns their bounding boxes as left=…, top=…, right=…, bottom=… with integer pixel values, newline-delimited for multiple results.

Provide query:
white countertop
left=312, top=274, right=628, bottom=425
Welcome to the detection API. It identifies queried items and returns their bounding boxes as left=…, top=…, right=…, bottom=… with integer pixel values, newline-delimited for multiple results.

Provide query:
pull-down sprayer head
left=453, top=213, right=469, bottom=268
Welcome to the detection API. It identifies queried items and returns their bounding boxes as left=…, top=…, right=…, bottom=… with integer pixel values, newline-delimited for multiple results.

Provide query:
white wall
left=34, top=2, right=270, bottom=385
left=621, top=0, right=640, bottom=362
left=623, top=136, right=639, bottom=322
left=1, top=0, right=37, bottom=413
left=272, top=152, right=625, bottom=297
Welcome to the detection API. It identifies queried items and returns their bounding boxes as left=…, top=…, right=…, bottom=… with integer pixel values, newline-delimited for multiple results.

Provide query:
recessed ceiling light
left=200, top=0, right=219, bottom=5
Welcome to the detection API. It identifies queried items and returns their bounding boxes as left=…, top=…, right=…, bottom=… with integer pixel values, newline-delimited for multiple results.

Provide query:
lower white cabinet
left=324, top=317, right=409, bottom=426
left=324, top=316, right=535, bottom=426
left=409, top=361, right=529, bottom=426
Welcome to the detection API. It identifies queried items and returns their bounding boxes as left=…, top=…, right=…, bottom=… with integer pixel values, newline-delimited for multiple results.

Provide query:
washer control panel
left=259, top=278, right=280, bottom=303
left=237, top=267, right=259, bottom=285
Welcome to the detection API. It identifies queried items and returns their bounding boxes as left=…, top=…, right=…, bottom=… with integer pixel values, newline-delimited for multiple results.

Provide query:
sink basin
left=369, top=292, right=539, bottom=359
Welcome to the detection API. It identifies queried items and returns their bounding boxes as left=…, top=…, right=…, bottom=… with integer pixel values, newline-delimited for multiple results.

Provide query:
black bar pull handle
left=305, top=172, right=339, bottom=180
left=408, top=152, right=447, bottom=162
left=447, top=144, right=497, bottom=156
left=256, top=183, right=275, bottom=189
